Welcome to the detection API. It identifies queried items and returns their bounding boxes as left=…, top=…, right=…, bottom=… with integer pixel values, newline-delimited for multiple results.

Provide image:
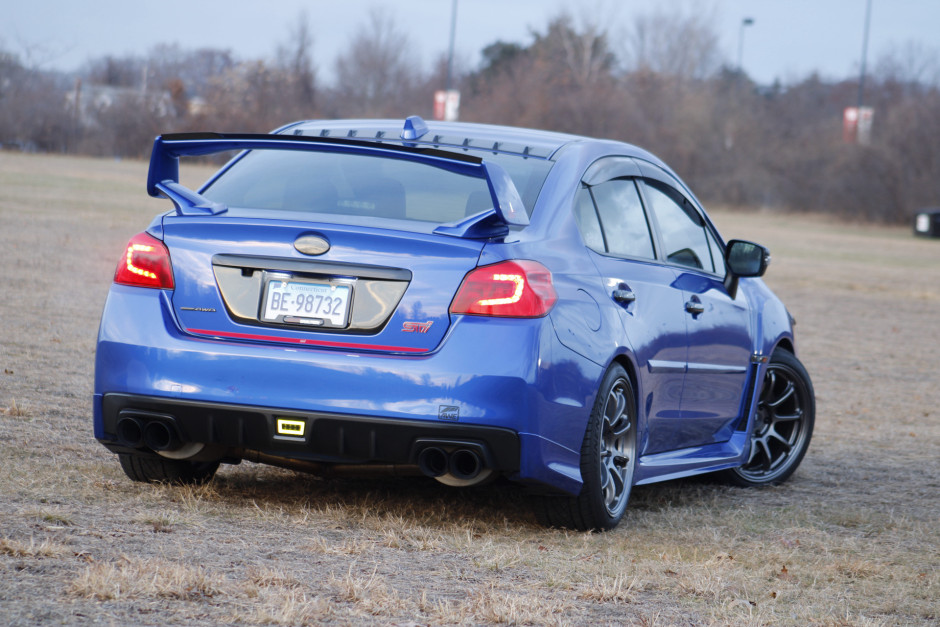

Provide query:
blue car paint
left=94, top=284, right=596, bottom=493
left=94, top=118, right=799, bottom=498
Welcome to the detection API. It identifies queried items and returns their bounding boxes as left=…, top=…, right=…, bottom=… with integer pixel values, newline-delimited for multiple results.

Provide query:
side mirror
left=726, top=240, right=770, bottom=277
left=724, top=240, right=770, bottom=299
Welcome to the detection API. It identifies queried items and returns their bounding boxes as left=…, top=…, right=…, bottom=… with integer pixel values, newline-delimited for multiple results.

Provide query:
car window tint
left=591, top=178, right=655, bottom=260
left=643, top=180, right=714, bottom=272
left=706, top=227, right=726, bottom=275
left=573, top=186, right=606, bottom=251
left=202, top=149, right=552, bottom=223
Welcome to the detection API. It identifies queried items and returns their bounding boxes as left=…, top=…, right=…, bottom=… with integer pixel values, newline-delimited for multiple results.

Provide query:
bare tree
left=275, top=12, right=317, bottom=111
left=329, top=8, right=422, bottom=117
left=620, top=3, right=722, bottom=82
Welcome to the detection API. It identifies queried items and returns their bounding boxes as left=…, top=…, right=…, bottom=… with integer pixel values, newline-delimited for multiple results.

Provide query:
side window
left=590, top=179, right=655, bottom=260
left=573, top=186, right=605, bottom=251
left=642, top=180, right=715, bottom=272
left=706, top=228, right=726, bottom=275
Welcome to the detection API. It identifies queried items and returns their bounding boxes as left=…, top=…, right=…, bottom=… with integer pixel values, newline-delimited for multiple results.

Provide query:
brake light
left=113, top=232, right=174, bottom=289
left=450, top=260, right=557, bottom=317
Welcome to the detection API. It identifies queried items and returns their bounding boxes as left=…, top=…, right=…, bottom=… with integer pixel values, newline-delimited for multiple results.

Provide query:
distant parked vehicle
left=94, top=116, right=815, bottom=531
left=914, top=208, right=940, bottom=238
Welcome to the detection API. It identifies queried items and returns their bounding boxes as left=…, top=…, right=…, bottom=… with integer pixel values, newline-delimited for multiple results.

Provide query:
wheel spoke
left=760, top=371, right=777, bottom=403
left=768, top=380, right=795, bottom=409
left=608, top=418, right=631, bottom=438
left=606, top=388, right=626, bottom=423
left=603, top=458, right=625, bottom=507
left=771, top=409, right=803, bottom=422
left=757, top=438, right=773, bottom=470
left=599, top=461, right=611, bottom=491
left=767, top=426, right=796, bottom=448
left=745, top=440, right=759, bottom=465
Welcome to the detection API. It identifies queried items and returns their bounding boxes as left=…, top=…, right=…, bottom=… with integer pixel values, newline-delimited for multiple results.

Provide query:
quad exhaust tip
left=143, top=420, right=180, bottom=452
left=116, top=415, right=181, bottom=452
left=449, top=448, right=484, bottom=481
left=416, top=443, right=490, bottom=486
left=417, top=446, right=449, bottom=478
left=116, top=417, right=144, bottom=448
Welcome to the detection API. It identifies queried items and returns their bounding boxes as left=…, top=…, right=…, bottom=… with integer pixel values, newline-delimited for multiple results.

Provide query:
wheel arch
left=740, top=277, right=797, bottom=358
left=773, top=336, right=795, bottom=356
left=610, top=353, right=640, bottom=407
left=606, top=351, right=645, bottom=439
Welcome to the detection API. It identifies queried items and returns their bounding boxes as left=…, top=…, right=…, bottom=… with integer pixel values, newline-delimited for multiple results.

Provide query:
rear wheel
left=118, top=453, right=219, bottom=485
left=723, top=349, right=814, bottom=486
left=536, top=364, right=636, bottom=531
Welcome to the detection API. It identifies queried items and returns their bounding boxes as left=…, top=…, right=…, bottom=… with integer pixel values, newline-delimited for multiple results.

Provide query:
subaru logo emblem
left=294, top=234, right=331, bottom=256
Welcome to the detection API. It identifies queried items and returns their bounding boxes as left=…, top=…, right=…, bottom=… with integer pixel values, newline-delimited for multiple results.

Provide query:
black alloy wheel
left=725, top=349, right=815, bottom=486
left=536, top=364, right=637, bottom=531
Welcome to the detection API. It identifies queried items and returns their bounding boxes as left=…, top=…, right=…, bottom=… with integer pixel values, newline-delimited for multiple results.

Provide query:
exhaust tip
left=449, top=449, right=483, bottom=481
left=417, top=447, right=449, bottom=478
left=116, top=417, right=144, bottom=448
left=142, top=420, right=180, bottom=452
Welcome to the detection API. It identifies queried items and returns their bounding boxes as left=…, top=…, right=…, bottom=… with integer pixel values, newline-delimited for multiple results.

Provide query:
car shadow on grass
left=186, top=463, right=756, bottom=532
left=208, top=463, right=541, bottom=529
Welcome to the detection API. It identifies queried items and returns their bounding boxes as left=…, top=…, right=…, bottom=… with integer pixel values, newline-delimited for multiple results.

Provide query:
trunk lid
left=163, top=214, right=485, bottom=354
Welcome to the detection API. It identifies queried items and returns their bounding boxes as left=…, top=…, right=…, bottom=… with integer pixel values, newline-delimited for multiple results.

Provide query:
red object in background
left=843, top=107, right=874, bottom=144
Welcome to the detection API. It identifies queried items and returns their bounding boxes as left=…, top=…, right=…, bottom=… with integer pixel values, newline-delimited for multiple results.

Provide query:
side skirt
left=634, top=355, right=767, bottom=485
left=634, top=431, right=750, bottom=485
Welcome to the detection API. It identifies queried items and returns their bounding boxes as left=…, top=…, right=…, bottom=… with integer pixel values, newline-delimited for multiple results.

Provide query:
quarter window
left=589, top=179, right=655, bottom=260
left=573, top=186, right=606, bottom=251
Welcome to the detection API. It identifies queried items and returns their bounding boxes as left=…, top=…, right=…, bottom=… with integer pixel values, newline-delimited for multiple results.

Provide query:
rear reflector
left=450, top=260, right=556, bottom=318
left=113, top=232, right=175, bottom=289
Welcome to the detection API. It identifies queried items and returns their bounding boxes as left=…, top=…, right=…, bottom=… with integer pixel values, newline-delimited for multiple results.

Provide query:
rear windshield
left=201, top=149, right=553, bottom=223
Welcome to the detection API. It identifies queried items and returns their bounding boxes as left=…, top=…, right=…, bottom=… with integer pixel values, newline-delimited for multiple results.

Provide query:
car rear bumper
left=93, top=285, right=601, bottom=494
left=98, top=392, right=522, bottom=467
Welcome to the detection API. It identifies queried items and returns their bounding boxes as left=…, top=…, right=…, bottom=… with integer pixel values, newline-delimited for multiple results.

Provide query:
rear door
left=573, top=159, right=689, bottom=454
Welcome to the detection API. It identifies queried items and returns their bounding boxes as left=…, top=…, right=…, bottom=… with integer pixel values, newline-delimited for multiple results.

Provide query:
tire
left=723, top=348, right=815, bottom=487
left=118, top=453, right=219, bottom=485
left=536, top=364, right=637, bottom=531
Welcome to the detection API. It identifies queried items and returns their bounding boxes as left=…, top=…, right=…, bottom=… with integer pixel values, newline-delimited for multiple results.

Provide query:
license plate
left=261, top=278, right=352, bottom=328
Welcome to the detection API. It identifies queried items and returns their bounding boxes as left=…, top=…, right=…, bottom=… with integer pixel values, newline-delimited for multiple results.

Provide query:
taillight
left=113, top=232, right=174, bottom=289
left=450, top=260, right=557, bottom=318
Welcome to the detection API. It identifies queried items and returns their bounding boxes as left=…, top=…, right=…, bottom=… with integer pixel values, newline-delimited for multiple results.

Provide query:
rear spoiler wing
left=146, top=131, right=530, bottom=233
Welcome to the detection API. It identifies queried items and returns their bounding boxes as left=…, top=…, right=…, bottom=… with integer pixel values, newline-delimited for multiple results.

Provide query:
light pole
left=737, top=17, right=754, bottom=76
left=857, top=0, right=873, bottom=109
left=738, top=17, right=754, bottom=74
left=446, top=0, right=458, bottom=91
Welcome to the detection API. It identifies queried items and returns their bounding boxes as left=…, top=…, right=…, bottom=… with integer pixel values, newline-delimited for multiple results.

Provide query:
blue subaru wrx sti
left=94, top=117, right=814, bottom=530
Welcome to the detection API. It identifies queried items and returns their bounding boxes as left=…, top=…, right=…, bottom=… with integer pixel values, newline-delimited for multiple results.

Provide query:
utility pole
left=857, top=0, right=873, bottom=109
left=737, top=17, right=754, bottom=76
left=446, top=0, right=458, bottom=91
left=435, top=0, right=461, bottom=121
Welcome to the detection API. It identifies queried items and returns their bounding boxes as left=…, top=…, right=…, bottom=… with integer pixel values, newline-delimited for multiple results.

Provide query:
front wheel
left=723, top=349, right=815, bottom=487
left=536, top=364, right=637, bottom=531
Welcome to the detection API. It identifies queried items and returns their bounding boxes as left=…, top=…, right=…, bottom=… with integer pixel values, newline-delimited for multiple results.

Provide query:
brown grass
left=1, top=153, right=938, bottom=625
left=2, top=398, right=30, bottom=416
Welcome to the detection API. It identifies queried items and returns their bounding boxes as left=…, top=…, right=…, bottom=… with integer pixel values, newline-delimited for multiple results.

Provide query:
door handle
left=685, top=300, right=705, bottom=315
left=613, top=289, right=636, bottom=303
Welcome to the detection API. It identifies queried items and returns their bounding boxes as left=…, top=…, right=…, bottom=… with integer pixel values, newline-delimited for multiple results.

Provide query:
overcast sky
left=3, top=1, right=939, bottom=86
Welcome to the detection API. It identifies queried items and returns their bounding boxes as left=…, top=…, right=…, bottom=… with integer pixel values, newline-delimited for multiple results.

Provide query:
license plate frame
left=260, top=274, right=354, bottom=329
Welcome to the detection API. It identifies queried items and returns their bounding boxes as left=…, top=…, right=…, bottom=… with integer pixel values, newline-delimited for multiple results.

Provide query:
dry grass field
left=1, top=152, right=938, bottom=626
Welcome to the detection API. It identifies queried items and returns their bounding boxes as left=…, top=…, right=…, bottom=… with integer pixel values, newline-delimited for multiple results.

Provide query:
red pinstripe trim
left=185, top=328, right=429, bottom=353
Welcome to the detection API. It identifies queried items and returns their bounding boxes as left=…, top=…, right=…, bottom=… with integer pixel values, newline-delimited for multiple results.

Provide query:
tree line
left=2, top=7, right=938, bottom=224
